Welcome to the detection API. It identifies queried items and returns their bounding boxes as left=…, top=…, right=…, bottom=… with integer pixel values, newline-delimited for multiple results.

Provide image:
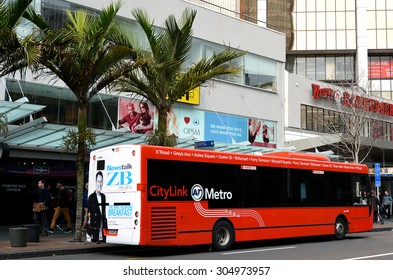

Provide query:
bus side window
left=287, top=169, right=309, bottom=206
left=259, top=167, right=285, bottom=207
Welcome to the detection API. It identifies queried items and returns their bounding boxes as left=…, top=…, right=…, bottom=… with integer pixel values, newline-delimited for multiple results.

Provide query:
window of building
left=368, top=56, right=393, bottom=99
left=5, top=79, right=118, bottom=130
left=292, top=2, right=356, bottom=51
left=244, top=53, right=278, bottom=91
left=306, top=57, right=316, bottom=79
left=287, top=55, right=354, bottom=81
left=300, top=104, right=393, bottom=138
left=316, top=57, right=326, bottom=79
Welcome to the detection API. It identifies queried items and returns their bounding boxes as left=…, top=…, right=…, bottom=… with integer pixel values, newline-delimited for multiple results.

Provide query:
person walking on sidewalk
left=33, top=179, right=51, bottom=236
left=383, top=190, right=392, bottom=219
left=373, top=191, right=384, bottom=224
left=48, top=180, right=72, bottom=234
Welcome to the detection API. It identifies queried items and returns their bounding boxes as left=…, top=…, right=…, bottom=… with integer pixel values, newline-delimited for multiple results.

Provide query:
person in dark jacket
left=88, top=171, right=107, bottom=244
left=47, top=180, right=72, bottom=233
left=373, top=191, right=383, bottom=224
left=33, top=179, right=51, bottom=236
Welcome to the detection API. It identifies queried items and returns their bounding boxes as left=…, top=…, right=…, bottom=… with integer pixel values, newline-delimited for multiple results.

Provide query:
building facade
left=0, top=0, right=288, bottom=224
left=191, top=0, right=393, bottom=189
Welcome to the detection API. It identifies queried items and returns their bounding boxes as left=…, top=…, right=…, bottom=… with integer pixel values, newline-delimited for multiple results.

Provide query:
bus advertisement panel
left=88, top=144, right=373, bottom=250
left=88, top=146, right=142, bottom=244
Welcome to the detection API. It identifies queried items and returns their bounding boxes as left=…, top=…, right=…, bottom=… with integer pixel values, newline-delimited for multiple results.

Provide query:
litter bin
left=20, top=224, right=40, bottom=242
left=9, top=227, right=28, bottom=247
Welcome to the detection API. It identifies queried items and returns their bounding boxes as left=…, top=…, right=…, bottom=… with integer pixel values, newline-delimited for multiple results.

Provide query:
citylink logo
left=191, top=184, right=204, bottom=201
left=191, top=184, right=232, bottom=201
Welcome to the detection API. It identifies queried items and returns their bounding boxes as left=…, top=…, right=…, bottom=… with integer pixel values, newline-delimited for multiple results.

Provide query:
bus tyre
left=212, top=220, right=234, bottom=251
left=334, top=217, right=347, bottom=240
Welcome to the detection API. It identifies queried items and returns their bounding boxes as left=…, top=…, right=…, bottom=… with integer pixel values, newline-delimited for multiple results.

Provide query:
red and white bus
left=88, top=144, right=373, bottom=251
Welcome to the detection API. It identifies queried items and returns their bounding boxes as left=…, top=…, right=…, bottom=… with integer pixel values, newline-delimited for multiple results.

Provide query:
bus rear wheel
left=212, top=220, right=234, bottom=251
left=334, top=217, right=347, bottom=240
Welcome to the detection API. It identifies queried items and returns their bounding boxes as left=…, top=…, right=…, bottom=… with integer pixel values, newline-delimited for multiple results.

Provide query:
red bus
left=88, top=144, right=373, bottom=251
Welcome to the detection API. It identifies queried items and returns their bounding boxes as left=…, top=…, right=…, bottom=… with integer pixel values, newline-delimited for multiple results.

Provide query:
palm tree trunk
left=157, top=109, right=168, bottom=134
left=74, top=103, right=87, bottom=242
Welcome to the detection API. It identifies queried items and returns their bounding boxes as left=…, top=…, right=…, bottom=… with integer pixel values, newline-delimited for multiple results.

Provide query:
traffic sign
left=194, top=140, right=214, bottom=150
left=375, top=163, right=381, bottom=187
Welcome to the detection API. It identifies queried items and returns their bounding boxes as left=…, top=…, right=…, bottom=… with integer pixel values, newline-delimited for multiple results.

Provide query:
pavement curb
left=372, top=226, right=393, bottom=232
left=0, top=244, right=131, bottom=260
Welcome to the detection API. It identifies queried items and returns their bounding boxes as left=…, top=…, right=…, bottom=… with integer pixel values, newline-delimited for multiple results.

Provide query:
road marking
left=345, top=252, right=393, bottom=260
left=221, top=246, right=297, bottom=255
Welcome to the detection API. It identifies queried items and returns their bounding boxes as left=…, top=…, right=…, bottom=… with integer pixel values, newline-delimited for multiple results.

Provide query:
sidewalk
left=0, top=220, right=392, bottom=260
left=0, top=225, right=129, bottom=260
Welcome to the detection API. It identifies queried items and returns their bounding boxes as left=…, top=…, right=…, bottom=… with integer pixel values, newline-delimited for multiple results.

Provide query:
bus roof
left=135, top=144, right=369, bottom=174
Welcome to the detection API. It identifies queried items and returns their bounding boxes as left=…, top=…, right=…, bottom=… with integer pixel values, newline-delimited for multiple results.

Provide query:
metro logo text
left=191, top=184, right=233, bottom=201
left=204, top=188, right=232, bottom=200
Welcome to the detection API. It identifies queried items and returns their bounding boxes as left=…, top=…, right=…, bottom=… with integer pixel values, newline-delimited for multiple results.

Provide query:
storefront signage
left=311, top=84, right=393, bottom=117
left=177, top=86, right=200, bottom=105
left=369, top=59, right=393, bottom=79
left=33, top=166, right=50, bottom=174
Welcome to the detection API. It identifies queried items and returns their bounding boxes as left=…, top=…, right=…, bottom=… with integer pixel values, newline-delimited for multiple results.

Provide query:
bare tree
left=312, top=79, right=389, bottom=164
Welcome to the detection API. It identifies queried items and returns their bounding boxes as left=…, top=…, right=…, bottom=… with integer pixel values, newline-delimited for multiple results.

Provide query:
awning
left=1, top=121, right=295, bottom=154
left=0, top=100, right=295, bottom=155
left=0, top=98, right=45, bottom=123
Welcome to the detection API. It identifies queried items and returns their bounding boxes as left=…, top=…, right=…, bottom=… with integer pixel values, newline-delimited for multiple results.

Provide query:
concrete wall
left=68, top=0, right=286, bottom=62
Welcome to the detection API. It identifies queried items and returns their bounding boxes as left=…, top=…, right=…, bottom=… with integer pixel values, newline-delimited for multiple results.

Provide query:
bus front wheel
left=334, top=217, right=347, bottom=240
left=212, top=220, right=234, bottom=251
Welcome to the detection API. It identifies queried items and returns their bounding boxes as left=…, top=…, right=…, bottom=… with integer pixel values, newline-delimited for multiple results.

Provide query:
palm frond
left=132, top=8, right=158, bottom=55
left=6, top=0, right=32, bottom=29
left=116, top=8, right=245, bottom=146
left=163, top=8, right=195, bottom=63
left=92, top=0, right=122, bottom=36
left=23, top=6, right=49, bottom=31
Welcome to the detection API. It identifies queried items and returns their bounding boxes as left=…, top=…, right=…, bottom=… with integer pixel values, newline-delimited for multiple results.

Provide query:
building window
left=287, top=54, right=355, bottom=81
left=291, top=1, right=356, bottom=51
left=5, top=79, right=118, bottom=130
left=300, top=104, right=393, bottom=139
left=368, top=55, right=393, bottom=99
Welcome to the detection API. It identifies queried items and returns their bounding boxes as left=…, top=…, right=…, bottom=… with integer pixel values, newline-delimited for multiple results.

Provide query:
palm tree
left=116, top=8, right=245, bottom=146
left=0, top=0, right=47, bottom=77
left=0, top=113, right=7, bottom=137
left=33, top=1, right=135, bottom=242
left=0, top=0, right=47, bottom=135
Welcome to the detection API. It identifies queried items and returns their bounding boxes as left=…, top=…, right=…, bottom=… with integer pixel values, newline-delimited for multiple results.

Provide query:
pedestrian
left=33, top=179, right=51, bottom=236
left=48, top=180, right=72, bottom=234
left=361, top=190, right=368, bottom=205
left=46, top=183, right=58, bottom=224
left=88, top=171, right=107, bottom=244
left=383, top=190, right=392, bottom=219
left=372, top=191, right=382, bottom=223
left=82, top=183, right=89, bottom=230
